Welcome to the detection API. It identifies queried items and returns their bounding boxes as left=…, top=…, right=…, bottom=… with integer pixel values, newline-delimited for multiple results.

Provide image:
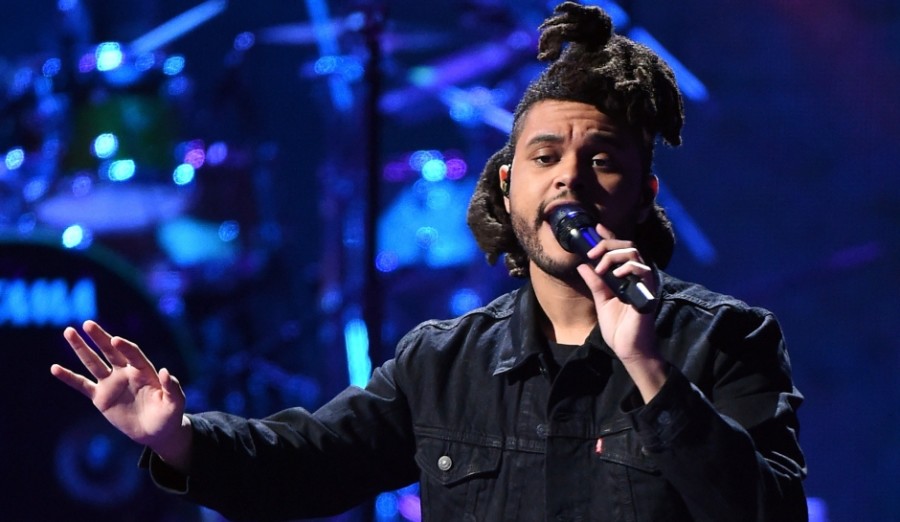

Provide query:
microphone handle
left=568, top=227, right=658, bottom=314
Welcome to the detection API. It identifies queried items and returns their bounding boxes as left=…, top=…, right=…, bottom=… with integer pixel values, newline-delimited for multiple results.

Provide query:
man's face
left=503, top=99, right=649, bottom=280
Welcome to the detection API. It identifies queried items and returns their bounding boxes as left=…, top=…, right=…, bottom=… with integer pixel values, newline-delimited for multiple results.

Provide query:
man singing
left=52, top=2, right=807, bottom=520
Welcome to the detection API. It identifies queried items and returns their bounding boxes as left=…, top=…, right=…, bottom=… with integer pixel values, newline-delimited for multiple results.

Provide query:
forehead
left=514, top=99, right=633, bottom=149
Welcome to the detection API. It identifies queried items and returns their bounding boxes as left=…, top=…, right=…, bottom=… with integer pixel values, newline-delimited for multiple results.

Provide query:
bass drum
left=0, top=236, right=201, bottom=521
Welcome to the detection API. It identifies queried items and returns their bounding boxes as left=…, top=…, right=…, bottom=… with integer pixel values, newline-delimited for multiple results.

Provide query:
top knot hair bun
left=537, top=2, right=614, bottom=61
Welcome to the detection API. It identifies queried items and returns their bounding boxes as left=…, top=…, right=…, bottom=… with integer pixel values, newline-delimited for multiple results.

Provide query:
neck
left=530, top=263, right=597, bottom=345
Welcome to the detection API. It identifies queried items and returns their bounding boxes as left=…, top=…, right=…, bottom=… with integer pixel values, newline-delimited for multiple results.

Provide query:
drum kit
left=0, top=0, right=265, bottom=298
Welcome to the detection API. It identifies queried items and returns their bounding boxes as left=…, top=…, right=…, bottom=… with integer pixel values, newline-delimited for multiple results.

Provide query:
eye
left=532, top=150, right=560, bottom=166
left=593, top=155, right=616, bottom=170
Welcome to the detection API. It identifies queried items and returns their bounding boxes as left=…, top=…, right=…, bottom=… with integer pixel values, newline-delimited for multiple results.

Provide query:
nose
left=553, top=157, right=588, bottom=191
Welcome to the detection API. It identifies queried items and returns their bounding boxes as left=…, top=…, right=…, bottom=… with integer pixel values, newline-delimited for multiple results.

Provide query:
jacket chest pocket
left=593, top=425, right=659, bottom=473
left=590, top=426, right=692, bottom=521
left=414, top=431, right=504, bottom=520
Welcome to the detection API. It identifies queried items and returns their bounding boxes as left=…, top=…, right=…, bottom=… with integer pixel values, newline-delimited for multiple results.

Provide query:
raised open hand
left=50, top=320, right=192, bottom=466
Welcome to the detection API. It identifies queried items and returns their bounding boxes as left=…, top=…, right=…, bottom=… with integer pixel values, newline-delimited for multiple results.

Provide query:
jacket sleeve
left=141, top=358, right=419, bottom=522
left=628, top=307, right=807, bottom=522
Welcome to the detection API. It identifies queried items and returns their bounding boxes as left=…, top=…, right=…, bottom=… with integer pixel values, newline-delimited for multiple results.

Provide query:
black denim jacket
left=146, top=272, right=807, bottom=521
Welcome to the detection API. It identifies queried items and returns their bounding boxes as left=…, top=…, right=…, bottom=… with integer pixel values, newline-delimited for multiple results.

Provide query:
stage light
left=415, top=226, right=438, bottom=249
left=173, top=163, right=195, bottom=185
left=4, top=147, right=25, bottom=170
left=78, top=53, right=96, bottom=73
left=92, top=133, right=118, bottom=159
left=343, top=317, right=372, bottom=387
left=218, top=220, right=240, bottom=242
left=375, top=251, right=400, bottom=273
left=95, top=42, right=124, bottom=72
left=421, top=159, right=447, bottom=182
left=184, top=147, right=205, bottom=169
left=450, top=288, right=482, bottom=316
left=17, top=213, right=36, bottom=235
left=319, top=286, right=342, bottom=313
left=162, top=55, right=185, bottom=76
left=445, top=158, right=467, bottom=180
left=23, top=178, right=49, bottom=203
left=61, top=225, right=90, bottom=249
left=157, top=217, right=239, bottom=266
left=158, top=294, right=185, bottom=317
left=234, top=31, right=255, bottom=51
left=206, top=141, right=229, bottom=165
left=449, top=102, right=477, bottom=124
left=42, top=58, right=62, bottom=78
left=375, top=492, right=399, bottom=520
left=409, top=150, right=442, bottom=172
left=397, top=493, right=422, bottom=522
left=107, top=159, right=135, bottom=181
left=5, top=148, right=24, bottom=170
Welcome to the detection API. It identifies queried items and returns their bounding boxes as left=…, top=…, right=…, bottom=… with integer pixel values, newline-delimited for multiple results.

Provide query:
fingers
left=50, top=363, right=96, bottom=399
left=111, top=335, right=157, bottom=373
left=82, top=320, right=130, bottom=368
left=582, top=230, right=656, bottom=296
left=63, top=325, right=112, bottom=380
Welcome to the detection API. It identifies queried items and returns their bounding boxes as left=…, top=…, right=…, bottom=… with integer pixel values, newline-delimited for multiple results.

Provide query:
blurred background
left=1, top=0, right=897, bottom=520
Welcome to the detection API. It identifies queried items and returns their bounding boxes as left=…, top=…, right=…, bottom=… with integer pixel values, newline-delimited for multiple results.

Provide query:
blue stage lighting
left=92, top=133, right=118, bottom=159
left=173, top=163, right=195, bottom=185
left=95, top=42, right=124, bottom=72
left=344, top=317, right=372, bottom=387
left=107, top=159, right=136, bottom=181
left=162, top=55, right=186, bottom=76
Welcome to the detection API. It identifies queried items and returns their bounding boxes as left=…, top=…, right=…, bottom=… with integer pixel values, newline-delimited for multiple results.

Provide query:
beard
left=509, top=203, right=584, bottom=283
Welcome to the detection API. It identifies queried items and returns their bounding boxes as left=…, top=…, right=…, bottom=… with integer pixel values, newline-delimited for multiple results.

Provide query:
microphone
left=548, top=204, right=658, bottom=314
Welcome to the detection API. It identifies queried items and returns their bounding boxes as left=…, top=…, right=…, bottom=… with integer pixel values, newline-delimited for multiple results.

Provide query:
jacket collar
left=491, top=280, right=622, bottom=377
left=491, top=281, right=545, bottom=376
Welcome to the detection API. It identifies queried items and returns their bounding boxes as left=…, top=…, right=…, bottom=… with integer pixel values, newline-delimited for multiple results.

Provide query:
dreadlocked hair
left=467, top=1, right=684, bottom=277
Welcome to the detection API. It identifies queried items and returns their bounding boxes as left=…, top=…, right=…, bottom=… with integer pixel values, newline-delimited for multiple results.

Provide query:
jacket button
left=437, top=455, right=453, bottom=471
left=657, top=410, right=672, bottom=425
left=536, top=424, right=549, bottom=438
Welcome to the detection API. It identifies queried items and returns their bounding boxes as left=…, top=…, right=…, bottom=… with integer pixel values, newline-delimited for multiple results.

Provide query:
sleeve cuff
left=625, top=367, right=701, bottom=454
left=139, top=447, right=190, bottom=494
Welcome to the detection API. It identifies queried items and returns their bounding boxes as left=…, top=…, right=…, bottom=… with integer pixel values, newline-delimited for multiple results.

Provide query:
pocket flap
left=595, top=427, right=659, bottom=474
left=415, top=434, right=502, bottom=486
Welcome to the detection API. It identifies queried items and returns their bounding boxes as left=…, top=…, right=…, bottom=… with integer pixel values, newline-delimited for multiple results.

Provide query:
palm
left=92, top=365, right=180, bottom=444
left=51, top=320, right=185, bottom=447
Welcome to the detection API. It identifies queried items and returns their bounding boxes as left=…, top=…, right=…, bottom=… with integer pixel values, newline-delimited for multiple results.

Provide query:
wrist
left=152, top=415, right=193, bottom=473
left=620, top=355, right=668, bottom=404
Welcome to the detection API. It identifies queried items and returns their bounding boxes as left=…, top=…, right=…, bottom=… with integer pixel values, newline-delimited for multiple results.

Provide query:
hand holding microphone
left=548, top=204, right=658, bottom=314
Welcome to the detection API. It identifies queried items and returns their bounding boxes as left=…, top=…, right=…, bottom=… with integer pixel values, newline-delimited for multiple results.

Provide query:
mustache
left=534, top=191, right=598, bottom=230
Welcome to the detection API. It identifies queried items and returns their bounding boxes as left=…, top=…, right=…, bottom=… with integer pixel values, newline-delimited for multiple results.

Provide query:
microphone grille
left=547, top=204, right=595, bottom=252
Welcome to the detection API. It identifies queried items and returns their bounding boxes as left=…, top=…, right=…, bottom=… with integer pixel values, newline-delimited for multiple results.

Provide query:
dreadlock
left=466, top=1, right=684, bottom=278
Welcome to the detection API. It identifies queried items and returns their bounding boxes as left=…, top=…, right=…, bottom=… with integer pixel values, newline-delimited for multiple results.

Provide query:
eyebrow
left=524, top=131, right=623, bottom=149
left=524, top=133, right=564, bottom=148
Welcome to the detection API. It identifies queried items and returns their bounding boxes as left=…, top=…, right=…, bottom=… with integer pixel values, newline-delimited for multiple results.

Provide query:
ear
left=637, top=175, right=659, bottom=223
left=499, top=163, right=511, bottom=212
